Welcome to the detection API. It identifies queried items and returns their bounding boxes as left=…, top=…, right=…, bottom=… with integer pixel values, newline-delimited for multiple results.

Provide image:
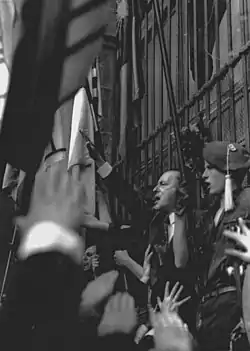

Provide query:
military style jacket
left=194, top=187, right=250, bottom=297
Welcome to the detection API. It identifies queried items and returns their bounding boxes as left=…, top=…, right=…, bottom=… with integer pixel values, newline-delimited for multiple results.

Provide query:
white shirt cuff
left=97, top=162, right=112, bottom=178
left=18, top=221, right=84, bottom=264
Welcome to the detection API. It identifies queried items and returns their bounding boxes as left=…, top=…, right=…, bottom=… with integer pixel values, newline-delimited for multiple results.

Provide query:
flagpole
left=152, top=0, right=186, bottom=181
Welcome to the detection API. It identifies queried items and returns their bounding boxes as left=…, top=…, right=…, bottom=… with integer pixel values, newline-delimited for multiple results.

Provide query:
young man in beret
left=194, top=141, right=250, bottom=351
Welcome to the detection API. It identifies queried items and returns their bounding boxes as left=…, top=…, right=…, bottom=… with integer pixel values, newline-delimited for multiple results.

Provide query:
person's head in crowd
left=153, top=170, right=181, bottom=213
left=202, top=141, right=250, bottom=195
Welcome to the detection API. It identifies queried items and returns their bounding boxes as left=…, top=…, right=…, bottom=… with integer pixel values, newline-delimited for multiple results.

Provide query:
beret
left=203, top=141, right=250, bottom=172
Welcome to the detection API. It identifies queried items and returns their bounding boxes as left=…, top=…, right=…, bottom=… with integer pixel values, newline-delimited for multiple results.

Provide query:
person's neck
left=158, top=208, right=174, bottom=217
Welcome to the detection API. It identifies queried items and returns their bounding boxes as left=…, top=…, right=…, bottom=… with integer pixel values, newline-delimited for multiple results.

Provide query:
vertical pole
left=193, top=0, right=200, bottom=123
left=184, top=0, right=189, bottom=127
left=159, top=0, right=164, bottom=176
left=204, top=0, right=210, bottom=123
left=176, top=0, right=180, bottom=109
left=245, top=0, right=250, bottom=41
left=239, top=0, right=250, bottom=149
left=178, top=0, right=184, bottom=113
left=167, top=2, right=172, bottom=171
left=144, top=4, right=149, bottom=187
left=215, top=0, right=222, bottom=140
left=244, top=0, right=250, bottom=95
left=244, top=0, right=250, bottom=152
left=193, top=0, right=198, bottom=91
left=152, top=4, right=156, bottom=184
left=226, top=0, right=236, bottom=141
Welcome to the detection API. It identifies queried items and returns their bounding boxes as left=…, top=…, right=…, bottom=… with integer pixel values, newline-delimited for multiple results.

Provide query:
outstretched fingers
left=173, top=295, right=191, bottom=309
left=225, top=248, right=248, bottom=261
left=169, top=282, right=180, bottom=300
left=224, top=230, right=246, bottom=249
left=171, top=285, right=183, bottom=304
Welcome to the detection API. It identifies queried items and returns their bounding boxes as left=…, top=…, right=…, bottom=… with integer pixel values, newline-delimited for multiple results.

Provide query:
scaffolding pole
left=152, top=0, right=186, bottom=180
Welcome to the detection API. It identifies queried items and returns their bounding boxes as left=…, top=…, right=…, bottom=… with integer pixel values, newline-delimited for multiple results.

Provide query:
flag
left=131, top=0, right=145, bottom=105
left=189, top=0, right=227, bottom=88
left=68, top=63, right=112, bottom=222
left=44, top=99, right=74, bottom=163
left=0, top=0, right=14, bottom=121
left=0, top=0, right=112, bottom=177
left=113, top=0, right=144, bottom=162
left=0, top=0, right=15, bottom=69
left=68, top=76, right=96, bottom=215
left=0, top=1, right=20, bottom=197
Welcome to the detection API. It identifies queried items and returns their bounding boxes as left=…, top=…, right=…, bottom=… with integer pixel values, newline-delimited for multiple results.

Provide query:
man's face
left=203, top=161, right=225, bottom=195
left=153, top=171, right=180, bottom=211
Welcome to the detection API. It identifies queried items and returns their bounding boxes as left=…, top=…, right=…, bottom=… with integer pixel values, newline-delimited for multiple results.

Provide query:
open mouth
left=153, top=194, right=161, bottom=205
left=202, top=180, right=210, bottom=192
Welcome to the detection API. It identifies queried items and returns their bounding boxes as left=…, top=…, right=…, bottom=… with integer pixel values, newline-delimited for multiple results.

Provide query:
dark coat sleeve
left=0, top=252, right=83, bottom=351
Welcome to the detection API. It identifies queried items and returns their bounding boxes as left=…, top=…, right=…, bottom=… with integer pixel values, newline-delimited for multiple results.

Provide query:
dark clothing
left=194, top=188, right=250, bottom=350
left=102, top=167, right=196, bottom=331
left=0, top=247, right=140, bottom=351
left=87, top=226, right=148, bottom=308
left=0, top=189, right=16, bottom=290
left=196, top=291, right=240, bottom=351
left=0, top=251, right=83, bottom=351
left=150, top=237, right=197, bottom=335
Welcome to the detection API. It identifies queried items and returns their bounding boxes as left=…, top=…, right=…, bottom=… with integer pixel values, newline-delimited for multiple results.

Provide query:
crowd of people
left=0, top=138, right=250, bottom=351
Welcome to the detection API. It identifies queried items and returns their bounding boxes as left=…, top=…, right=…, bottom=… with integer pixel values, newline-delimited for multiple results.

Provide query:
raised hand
left=114, top=250, right=130, bottom=267
left=224, top=217, right=250, bottom=263
left=150, top=307, right=192, bottom=351
left=98, top=293, right=137, bottom=336
left=79, top=129, right=104, bottom=166
left=80, top=271, right=118, bottom=313
left=157, top=281, right=191, bottom=314
left=92, top=254, right=99, bottom=270
left=16, top=160, right=86, bottom=233
left=150, top=281, right=192, bottom=351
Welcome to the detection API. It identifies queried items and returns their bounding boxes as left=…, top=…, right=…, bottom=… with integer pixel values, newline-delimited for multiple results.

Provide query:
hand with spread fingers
left=150, top=307, right=192, bottom=351
left=224, top=217, right=250, bottom=263
left=98, top=292, right=137, bottom=336
left=16, top=161, right=86, bottom=233
left=157, top=281, right=191, bottom=314
left=150, top=281, right=192, bottom=351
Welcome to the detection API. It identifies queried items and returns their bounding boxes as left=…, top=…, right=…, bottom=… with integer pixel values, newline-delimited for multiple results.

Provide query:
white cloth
left=214, top=207, right=224, bottom=227
left=18, top=221, right=84, bottom=264
left=168, top=212, right=176, bottom=243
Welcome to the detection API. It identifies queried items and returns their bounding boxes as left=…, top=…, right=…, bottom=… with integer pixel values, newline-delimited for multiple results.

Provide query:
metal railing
left=113, top=0, right=250, bottom=220
left=131, top=0, right=250, bottom=190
